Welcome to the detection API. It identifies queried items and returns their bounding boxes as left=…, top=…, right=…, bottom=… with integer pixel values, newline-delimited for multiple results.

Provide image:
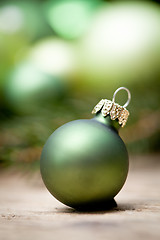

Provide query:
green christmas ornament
left=40, top=87, right=131, bottom=210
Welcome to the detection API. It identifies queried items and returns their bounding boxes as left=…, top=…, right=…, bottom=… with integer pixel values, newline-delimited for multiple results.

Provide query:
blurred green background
left=0, top=0, right=159, bottom=169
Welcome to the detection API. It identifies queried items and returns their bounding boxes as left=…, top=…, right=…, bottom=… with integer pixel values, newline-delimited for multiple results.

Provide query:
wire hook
left=112, top=87, right=131, bottom=108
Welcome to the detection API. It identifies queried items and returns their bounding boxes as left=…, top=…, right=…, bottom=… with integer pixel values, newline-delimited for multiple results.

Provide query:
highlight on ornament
left=40, top=87, right=131, bottom=210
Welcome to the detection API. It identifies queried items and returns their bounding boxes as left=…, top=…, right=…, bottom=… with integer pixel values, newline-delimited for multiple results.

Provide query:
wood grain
left=0, top=155, right=160, bottom=240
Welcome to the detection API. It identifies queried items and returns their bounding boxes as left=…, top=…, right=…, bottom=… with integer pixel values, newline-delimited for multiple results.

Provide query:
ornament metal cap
left=92, top=87, right=131, bottom=127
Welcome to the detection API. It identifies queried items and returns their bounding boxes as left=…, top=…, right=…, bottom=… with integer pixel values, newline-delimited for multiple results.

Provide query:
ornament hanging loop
left=112, top=87, right=131, bottom=108
left=92, top=86, right=131, bottom=127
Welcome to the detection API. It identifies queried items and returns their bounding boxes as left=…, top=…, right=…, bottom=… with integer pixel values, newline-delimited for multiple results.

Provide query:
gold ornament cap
left=92, top=87, right=131, bottom=127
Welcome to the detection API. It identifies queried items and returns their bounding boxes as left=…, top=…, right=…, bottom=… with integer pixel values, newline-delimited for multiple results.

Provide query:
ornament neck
left=93, top=112, right=120, bottom=132
left=91, top=87, right=131, bottom=128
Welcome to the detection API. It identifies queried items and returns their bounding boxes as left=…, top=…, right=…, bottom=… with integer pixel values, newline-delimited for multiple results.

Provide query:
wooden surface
left=0, top=155, right=160, bottom=240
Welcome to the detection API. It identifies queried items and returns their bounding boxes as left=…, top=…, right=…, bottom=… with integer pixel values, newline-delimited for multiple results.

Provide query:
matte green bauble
left=40, top=87, right=131, bottom=209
